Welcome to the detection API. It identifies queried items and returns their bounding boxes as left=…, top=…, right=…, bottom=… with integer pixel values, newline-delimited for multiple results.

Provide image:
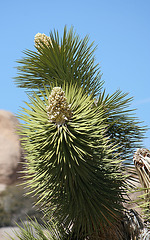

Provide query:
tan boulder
left=0, top=110, right=22, bottom=184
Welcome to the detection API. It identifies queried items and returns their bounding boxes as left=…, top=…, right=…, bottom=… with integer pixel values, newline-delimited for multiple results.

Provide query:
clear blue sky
left=0, top=0, right=150, bottom=148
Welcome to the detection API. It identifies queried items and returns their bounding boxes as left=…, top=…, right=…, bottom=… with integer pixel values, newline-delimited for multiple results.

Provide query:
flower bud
left=47, top=87, right=72, bottom=125
left=34, top=33, right=52, bottom=49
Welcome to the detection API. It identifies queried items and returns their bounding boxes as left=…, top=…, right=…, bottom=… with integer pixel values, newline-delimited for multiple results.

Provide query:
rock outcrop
left=0, top=110, right=22, bottom=185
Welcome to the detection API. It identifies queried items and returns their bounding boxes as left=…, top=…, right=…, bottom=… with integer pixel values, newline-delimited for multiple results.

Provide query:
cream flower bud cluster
left=47, top=87, right=72, bottom=125
left=34, top=33, right=52, bottom=49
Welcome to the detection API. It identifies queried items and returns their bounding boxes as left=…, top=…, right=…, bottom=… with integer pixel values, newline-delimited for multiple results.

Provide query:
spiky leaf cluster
left=9, top=218, right=65, bottom=240
left=15, top=26, right=101, bottom=96
left=97, top=90, right=146, bottom=162
left=19, top=83, right=127, bottom=238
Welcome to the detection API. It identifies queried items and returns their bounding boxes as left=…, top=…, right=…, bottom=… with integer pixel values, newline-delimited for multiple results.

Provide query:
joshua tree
left=12, top=26, right=146, bottom=239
